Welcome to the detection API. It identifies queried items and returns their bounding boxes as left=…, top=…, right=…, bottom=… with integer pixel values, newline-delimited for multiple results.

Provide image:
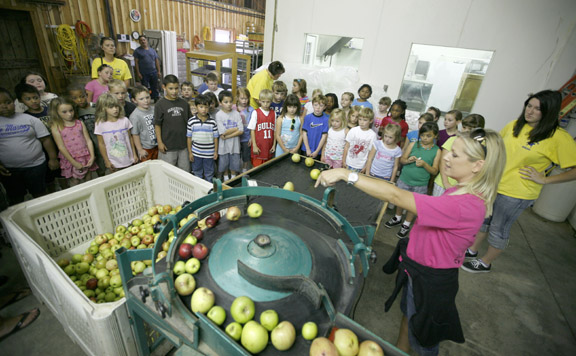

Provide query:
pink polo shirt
left=407, top=187, right=485, bottom=268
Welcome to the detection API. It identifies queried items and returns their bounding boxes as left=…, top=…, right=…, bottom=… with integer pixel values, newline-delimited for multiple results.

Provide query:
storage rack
left=186, top=49, right=251, bottom=95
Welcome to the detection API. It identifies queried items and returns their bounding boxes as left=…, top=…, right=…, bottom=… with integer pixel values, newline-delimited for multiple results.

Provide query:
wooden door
left=0, top=9, right=44, bottom=94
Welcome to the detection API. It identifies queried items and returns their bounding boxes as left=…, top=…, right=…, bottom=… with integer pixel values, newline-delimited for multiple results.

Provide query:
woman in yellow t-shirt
left=91, top=37, right=132, bottom=88
left=462, top=90, right=576, bottom=273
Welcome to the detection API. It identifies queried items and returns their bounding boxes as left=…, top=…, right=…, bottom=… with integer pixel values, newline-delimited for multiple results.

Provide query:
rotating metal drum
left=117, top=179, right=378, bottom=355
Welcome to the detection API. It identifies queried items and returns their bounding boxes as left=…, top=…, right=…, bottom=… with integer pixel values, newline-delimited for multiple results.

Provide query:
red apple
left=142, top=235, right=154, bottom=246
left=179, top=243, right=194, bottom=260
left=193, top=243, right=209, bottom=260
left=85, top=278, right=98, bottom=290
left=210, top=211, right=221, bottom=222
left=205, top=216, right=217, bottom=228
left=192, top=228, right=204, bottom=241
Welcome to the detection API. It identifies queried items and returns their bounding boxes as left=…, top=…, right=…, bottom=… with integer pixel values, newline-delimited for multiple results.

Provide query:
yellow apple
left=291, top=153, right=301, bottom=163
left=283, top=182, right=295, bottom=191
left=305, top=157, right=315, bottom=167
left=310, top=169, right=321, bottom=180
left=247, top=203, right=263, bottom=218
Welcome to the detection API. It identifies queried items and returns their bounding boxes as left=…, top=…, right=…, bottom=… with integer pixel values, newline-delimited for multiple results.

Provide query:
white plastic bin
left=533, top=166, right=576, bottom=222
left=0, top=161, right=212, bottom=356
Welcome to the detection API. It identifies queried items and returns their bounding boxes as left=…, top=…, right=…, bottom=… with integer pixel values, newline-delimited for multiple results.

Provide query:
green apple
left=109, top=275, right=122, bottom=288
left=271, top=320, right=296, bottom=351
left=305, top=157, right=315, bottom=167
left=301, top=321, right=318, bottom=340
left=183, top=235, right=197, bottom=245
left=310, top=169, right=321, bottom=180
left=247, top=203, right=263, bottom=219
left=105, top=259, right=118, bottom=271
left=71, top=254, right=83, bottom=264
left=104, top=292, right=116, bottom=302
left=173, top=261, right=186, bottom=275
left=333, top=328, right=359, bottom=356
left=95, top=268, right=109, bottom=279
left=88, top=245, right=99, bottom=255
left=63, top=264, right=75, bottom=276
left=291, top=153, right=301, bottom=163
left=98, top=276, right=111, bottom=289
left=230, top=296, right=255, bottom=324
left=185, top=258, right=201, bottom=274
left=190, top=287, right=215, bottom=314
left=241, top=320, right=268, bottom=354
left=282, top=181, right=295, bottom=191
left=207, top=305, right=226, bottom=326
left=358, top=340, right=384, bottom=356
left=225, top=322, right=243, bottom=341
left=132, top=261, right=146, bottom=274
left=174, top=273, right=196, bottom=296
left=75, top=262, right=90, bottom=275
left=259, top=309, right=279, bottom=331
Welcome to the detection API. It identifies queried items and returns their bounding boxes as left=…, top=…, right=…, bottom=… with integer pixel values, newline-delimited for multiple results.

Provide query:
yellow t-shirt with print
left=434, top=136, right=458, bottom=188
left=498, top=120, right=576, bottom=200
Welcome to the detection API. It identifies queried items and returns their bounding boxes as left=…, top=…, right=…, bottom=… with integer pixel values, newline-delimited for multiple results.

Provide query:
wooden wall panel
left=0, top=0, right=264, bottom=93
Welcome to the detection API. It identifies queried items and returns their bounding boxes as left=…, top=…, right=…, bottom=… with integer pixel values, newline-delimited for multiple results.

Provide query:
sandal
left=0, top=308, right=41, bottom=342
left=0, top=288, right=32, bottom=310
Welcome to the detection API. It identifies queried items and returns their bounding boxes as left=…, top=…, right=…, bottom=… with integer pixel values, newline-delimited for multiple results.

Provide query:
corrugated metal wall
left=0, top=0, right=265, bottom=93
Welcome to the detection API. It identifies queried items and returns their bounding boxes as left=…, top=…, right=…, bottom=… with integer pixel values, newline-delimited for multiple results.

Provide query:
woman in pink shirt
left=316, top=128, right=506, bottom=355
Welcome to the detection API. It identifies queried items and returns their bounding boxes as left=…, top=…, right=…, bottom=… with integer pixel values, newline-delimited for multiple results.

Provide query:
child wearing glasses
left=321, top=109, right=348, bottom=168
left=275, top=94, right=302, bottom=156
left=433, top=114, right=485, bottom=196
left=385, top=122, right=441, bottom=239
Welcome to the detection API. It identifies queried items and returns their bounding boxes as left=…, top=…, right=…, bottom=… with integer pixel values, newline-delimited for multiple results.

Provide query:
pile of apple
left=292, top=153, right=322, bottom=180
left=309, top=328, right=385, bottom=356
left=56, top=203, right=183, bottom=304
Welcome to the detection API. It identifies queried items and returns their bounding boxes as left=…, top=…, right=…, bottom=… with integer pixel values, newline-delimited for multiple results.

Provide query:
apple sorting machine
left=115, top=178, right=408, bottom=355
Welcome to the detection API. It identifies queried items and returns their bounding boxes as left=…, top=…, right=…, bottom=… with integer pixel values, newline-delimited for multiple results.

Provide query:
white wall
left=264, top=0, right=576, bottom=131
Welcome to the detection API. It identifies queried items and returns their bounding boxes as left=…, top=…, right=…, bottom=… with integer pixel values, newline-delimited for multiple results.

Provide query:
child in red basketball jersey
left=248, top=89, right=276, bottom=167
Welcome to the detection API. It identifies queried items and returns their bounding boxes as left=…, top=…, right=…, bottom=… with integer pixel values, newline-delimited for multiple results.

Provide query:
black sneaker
left=461, top=259, right=491, bottom=273
left=385, top=217, right=402, bottom=228
left=465, top=248, right=478, bottom=258
left=397, top=225, right=410, bottom=239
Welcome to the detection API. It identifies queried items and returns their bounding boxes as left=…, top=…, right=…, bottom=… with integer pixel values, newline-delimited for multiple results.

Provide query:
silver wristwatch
left=347, top=172, right=359, bottom=185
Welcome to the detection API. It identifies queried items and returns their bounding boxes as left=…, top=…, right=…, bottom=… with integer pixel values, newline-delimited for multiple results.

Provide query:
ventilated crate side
left=33, top=199, right=96, bottom=258
left=106, top=176, right=149, bottom=228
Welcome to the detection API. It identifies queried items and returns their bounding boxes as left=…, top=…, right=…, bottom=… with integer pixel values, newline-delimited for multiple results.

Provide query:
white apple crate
left=0, top=161, right=213, bottom=356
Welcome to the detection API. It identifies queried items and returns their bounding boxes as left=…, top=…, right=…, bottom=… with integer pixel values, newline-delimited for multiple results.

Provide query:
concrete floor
left=1, top=207, right=575, bottom=355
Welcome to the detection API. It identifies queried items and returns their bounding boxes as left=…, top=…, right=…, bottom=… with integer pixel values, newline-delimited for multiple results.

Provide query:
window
left=399, top=44, right=494, bottom=114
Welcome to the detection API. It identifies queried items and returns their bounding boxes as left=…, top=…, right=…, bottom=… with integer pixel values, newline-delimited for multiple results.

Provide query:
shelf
left=186, top=49, right=250, bottom=95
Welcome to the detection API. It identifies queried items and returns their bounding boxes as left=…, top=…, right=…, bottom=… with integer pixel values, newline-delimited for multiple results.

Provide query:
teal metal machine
left=116, top=178, right=407, bottom=355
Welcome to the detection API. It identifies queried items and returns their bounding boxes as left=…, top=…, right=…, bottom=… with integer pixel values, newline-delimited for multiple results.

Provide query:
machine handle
left=139, top=286, right=149, bottom=303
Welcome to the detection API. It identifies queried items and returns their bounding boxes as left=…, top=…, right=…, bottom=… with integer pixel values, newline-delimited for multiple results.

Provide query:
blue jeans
left=192, top=157, right=215, bottom=182
left=483, top=193, right=535, bottom=250
left=140, top=71, right=160, bottom=100
left=401, top=276, right=440, bottom=356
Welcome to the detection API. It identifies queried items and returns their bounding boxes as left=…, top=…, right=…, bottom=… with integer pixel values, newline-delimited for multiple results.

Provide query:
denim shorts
left=400, top=276, right=440, bottom=356
left=218, top=153, right=241, bottom=173
left=482, top=193, right=534, bottom=250
left=397, top=179, right=428, bottom=195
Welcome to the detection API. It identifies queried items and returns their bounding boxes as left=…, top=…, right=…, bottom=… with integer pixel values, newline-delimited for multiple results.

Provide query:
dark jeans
left=140, top=71, right=160, bottom=100
left=0, top=162, right=47, bottom=205
left=191, top=157, right=215, bottom=182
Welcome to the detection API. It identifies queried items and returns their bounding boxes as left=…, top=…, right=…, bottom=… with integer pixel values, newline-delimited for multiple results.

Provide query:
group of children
left=1, top=71, right=480, bottom=224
